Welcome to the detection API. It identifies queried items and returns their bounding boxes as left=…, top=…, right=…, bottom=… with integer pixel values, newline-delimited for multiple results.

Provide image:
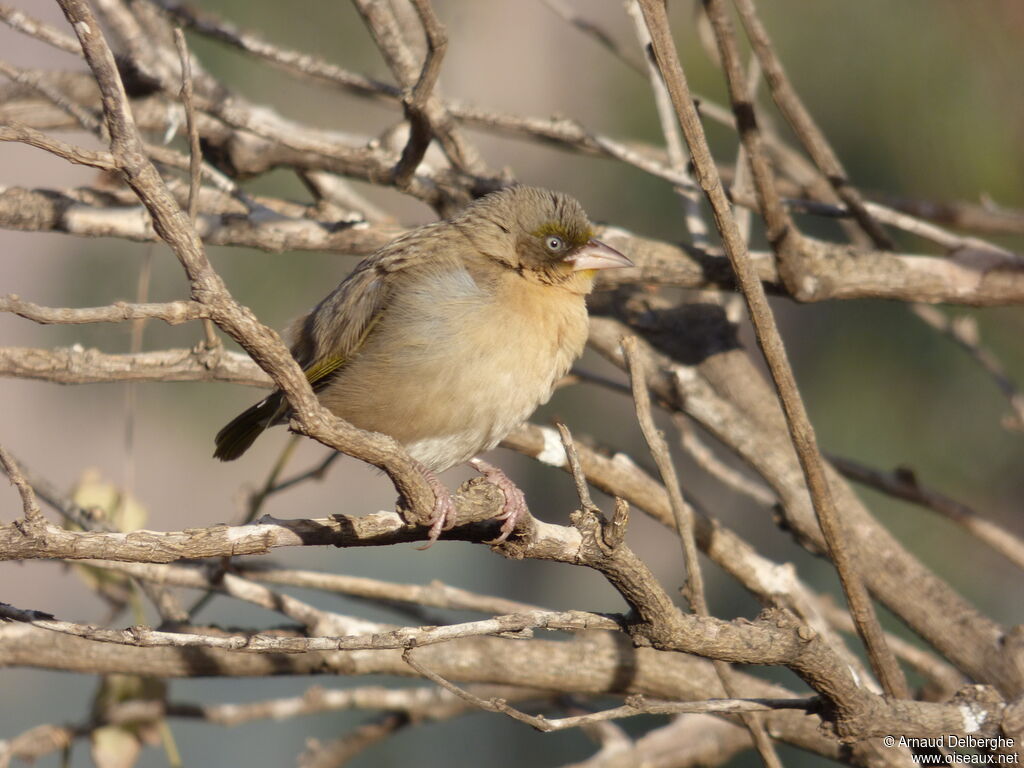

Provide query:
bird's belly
left=319, top=277, right=588, bottom=472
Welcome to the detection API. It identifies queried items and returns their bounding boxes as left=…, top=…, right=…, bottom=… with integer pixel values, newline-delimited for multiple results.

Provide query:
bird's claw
left=469, top=458, right=527, bottom=544
left=413, top=460, right=527, bottom=548
left=414, top=467, right=456, bottom=550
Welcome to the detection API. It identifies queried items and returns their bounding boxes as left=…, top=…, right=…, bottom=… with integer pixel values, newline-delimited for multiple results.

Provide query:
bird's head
left=458, top=186, right=633, bottom=292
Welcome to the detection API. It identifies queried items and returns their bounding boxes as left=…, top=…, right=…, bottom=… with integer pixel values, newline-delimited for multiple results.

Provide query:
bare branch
left=0, top=121, right=116, bottom=170
left=351, top=0, right=485, bottom=184
left=586, top=308, right=1022, bottom=696
left=0, top=600, right=618, bottom=653
left=241, top=565, right=541, bottom=617
left=540, top=0, right=646, bottom=74
left=0, top=443, right=44, bottom=525
left=730, top=0, right=892, bottom=249
left=390, top=0, right=449, bottom=188
left=0, top=3, right=80, bottom=54
left=0, top=60, right=101, bottom=133
left=405, top=646, right=814, bottom=733
left=910, top=305, right=1024, bottom=432
left=637, top=0, right=908, bottom=700
left=0, top=187, right=392, bottom=254
left=0, top=345, right=267, bottom=386
left=625, top=1, right=709, bottom=248
left=299, top=715, right=408, bottom=768
left=673, top=414, right=777, bottom=508
left=833, top=456, right=1024, bottom=572
left=56, top=0, right=446, bottom=528
left=1, top=295, right=207, bottom=326
left=623, top=334, right=783, bottom=768
left=1, top=1, right=1021, bottom=763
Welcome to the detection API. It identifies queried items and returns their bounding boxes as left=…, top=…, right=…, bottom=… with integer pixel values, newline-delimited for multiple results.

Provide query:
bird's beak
left=565, top=239, right=634, bottom=272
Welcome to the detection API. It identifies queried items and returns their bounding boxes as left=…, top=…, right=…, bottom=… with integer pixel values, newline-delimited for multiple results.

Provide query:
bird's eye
left=544, top=235, right=566, bottom=253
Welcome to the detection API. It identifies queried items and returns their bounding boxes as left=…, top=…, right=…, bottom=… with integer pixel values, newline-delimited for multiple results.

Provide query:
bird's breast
left=318, top=264, right=589, bottom=471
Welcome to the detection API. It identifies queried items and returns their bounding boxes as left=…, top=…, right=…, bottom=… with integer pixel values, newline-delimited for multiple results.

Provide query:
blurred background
left=2, top=1, right=1022, bottom=765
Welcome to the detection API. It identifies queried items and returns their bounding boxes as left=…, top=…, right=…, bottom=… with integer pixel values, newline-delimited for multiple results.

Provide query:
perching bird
left=214, top=185, right=632, bottom=544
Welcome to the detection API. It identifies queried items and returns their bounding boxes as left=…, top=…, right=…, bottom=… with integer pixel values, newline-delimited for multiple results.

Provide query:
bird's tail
left=213, top=392, right=287, bottom=461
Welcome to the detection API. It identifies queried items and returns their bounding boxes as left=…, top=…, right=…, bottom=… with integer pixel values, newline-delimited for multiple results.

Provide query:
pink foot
left=415, top=467, right=456, bottom=550
left=469, top=458, right=527, bottom=544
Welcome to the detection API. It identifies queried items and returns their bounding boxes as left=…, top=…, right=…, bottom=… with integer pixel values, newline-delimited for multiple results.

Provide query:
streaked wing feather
left=290, top=226, right=444, bottom=386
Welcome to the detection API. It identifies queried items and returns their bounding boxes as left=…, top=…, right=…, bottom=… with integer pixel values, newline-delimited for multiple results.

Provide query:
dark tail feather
left=213, top=392, right=286, bottom=461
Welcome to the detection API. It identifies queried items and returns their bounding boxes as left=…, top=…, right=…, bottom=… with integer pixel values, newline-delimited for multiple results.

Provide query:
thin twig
left=910, top=305, right=1024, bottom=432
left=622, top=335, right=783, bottom=768
left=832, top=456, right=1024, bottom=572
left=622, top=337, right=705, bottom=608
left=1, top=295, right=208, bottom=325
left=872, top=191, right=1024, bottom=237
left=0, top=121, right=117, bottom=171
left=541, top=0, right=646, bottom=74
left=391, top=0, right=447, bottom=188
left=730, top=0, right=892, bottom=249
left=298, top=714, right=409, bottom=768
left=94, top=559, right=377, bottom=635
left=239, top=565, right=542, bottom=617
left=637, top=0, right=910, bottom=700
left=556, top=423, right=631, bottom=552
left=0, top=60, right=101, bottom=134
left=699, top=0, right=795, bottom=257
left=0, top=601, right=619, bottom=652
left=172, top=29, right=201, bottom=222
left=0, top=453, right=106, bottom=530
left=261, top=450, right=341, bottom=496
left=673, top=414, right=776, bottom=508
left=625, top=1, right=709, bottom=249
left=56, top=0, right=440, bottom=526
left=149, top=0, right=397, bottom=97
left=173, top=27, right=221, bottom=351
left=0, top=3, right=82, bottom=54
left=555, top=424, right=600, bottom=514
left=0, top=443, right=44, bottom=525
left=122, top=249, right=153, bottom=504
left=405, top=648, right=813, bottom=733
left=351, top=0, right=485, bottom=182
left=732, top=54, right=763, bottom=246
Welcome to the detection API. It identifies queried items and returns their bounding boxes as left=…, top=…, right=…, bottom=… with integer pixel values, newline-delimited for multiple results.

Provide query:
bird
left=214, top=185, right=633, bottom=545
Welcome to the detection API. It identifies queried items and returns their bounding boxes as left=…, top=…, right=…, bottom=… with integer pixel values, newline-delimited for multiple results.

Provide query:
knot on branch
left=776, top=237, right=855, bottom=303
left=453, top=477, right=517, bottom=527
left=193, top=337, right=223, bottom=370
left=570, top=506, right=613, bottom=561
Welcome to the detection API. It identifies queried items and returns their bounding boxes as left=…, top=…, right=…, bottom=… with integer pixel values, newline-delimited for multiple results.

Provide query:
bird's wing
left=290, top=225, right=447, bottom=391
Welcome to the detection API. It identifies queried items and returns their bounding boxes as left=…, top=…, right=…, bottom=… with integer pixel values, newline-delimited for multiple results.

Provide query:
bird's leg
left=469, top=458, right=527, bottom=544
left=414, top=464, right=456, bottom=550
